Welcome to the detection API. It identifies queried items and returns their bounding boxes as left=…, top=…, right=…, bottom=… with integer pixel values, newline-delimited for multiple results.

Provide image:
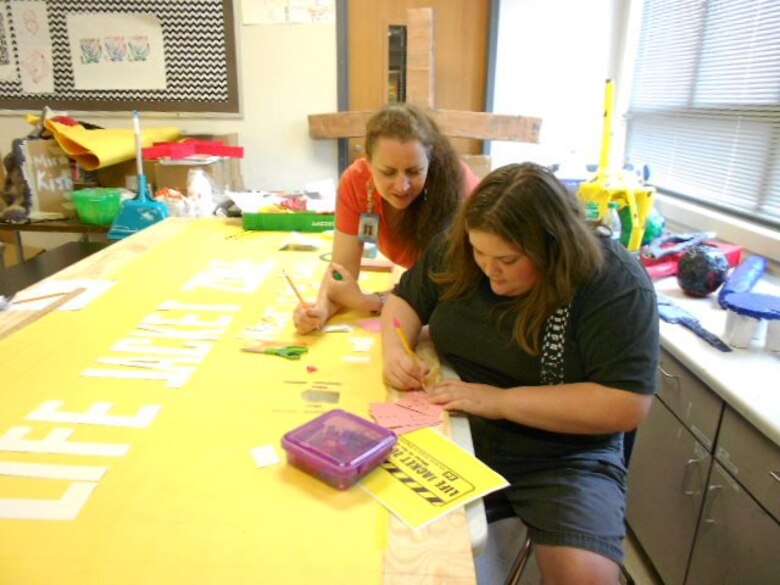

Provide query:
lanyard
left=366, top=181, right=375, bottom=214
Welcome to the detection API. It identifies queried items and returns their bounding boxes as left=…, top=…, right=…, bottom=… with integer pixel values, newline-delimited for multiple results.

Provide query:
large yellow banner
left=0, top=220, right=396, bottom=584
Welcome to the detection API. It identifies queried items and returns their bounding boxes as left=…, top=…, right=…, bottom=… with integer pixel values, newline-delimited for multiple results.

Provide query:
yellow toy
left=577, top=79, right=655, bottom=251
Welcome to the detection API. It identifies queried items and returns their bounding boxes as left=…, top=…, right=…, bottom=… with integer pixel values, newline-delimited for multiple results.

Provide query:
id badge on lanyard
left=358, top=213, right=380, bottom=243
left=359, top=183, right=380, bottom=244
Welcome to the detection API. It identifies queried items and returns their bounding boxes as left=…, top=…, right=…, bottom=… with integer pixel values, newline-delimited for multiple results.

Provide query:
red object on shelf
left=642, top=241, right=743, bottom=280
left=142, top=139, right=244, bottom=160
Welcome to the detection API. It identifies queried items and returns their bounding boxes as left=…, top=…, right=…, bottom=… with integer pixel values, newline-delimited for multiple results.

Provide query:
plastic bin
left=73, top=188, right=123, bottom=226
left=242, top=211, right=335, bottom=232
left=281, top=409, right=397, bottom=489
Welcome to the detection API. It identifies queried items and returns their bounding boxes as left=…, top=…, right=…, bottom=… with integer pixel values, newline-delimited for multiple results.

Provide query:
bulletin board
left=0, top=0, right=239, bottom=114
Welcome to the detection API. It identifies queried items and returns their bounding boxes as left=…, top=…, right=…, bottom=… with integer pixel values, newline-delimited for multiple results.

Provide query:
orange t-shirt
left=335, top=158, right=480, bottom=268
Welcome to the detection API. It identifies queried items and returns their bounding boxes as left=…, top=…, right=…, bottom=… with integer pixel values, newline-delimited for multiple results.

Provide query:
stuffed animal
left=1, top=139, right=34, bottom=223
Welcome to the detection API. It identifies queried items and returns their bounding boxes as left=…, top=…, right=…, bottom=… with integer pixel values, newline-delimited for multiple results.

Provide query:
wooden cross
left=308, top=8, right=541, bottom=153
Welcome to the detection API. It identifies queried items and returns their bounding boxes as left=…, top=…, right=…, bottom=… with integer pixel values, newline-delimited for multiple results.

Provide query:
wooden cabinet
left=628, top=350, right=780, bottom=584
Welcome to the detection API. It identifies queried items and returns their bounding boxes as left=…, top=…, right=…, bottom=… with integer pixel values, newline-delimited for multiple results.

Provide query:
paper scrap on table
left=322, top=324, right=353, bottom=333
left=9, top=279, right=115, bottom=311
left=349, top=337, right=375, bottom=352
left=252, top=445, right=281, bottom=468
left=360, top=428, right=508, bottom=530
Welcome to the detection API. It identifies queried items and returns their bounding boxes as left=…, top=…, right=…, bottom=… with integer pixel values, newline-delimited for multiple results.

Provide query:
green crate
left=242, top=212, right=335, bottom=232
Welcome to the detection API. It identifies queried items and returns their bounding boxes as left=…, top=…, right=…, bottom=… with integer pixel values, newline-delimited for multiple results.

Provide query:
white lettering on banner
left=3, top=256, right=275, bottom=520
left=26, top=401, right=161, bottom=428
left=81, top=367, right=192, bottom=388
left=0, top=482, right=98, bottom=520
left=0, top=461, right=108, bottom=480
left=97, top=357, right=203, bottom=368
left=182, top=260, right=273, bottom=292
left=132, top=325, right=223, bottom=340
left=158, top=300, right=241, bottom=312
left=0, top=462, right=108, bottom=520
left=0, top=427, right=129, bottom=456
left=142, top=313, right=233, bottom=328
left=112, top=338, right=212, bottom=357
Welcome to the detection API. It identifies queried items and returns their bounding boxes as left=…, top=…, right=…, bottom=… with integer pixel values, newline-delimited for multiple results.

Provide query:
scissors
left=263, top=345, right=309, bottom=360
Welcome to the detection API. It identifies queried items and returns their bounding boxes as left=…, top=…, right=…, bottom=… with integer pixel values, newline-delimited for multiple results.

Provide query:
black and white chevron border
left=0, top=0, right=230, bottom=104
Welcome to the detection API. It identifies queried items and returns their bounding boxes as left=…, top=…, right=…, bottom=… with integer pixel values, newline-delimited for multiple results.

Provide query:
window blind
left=625, top=0, right=780, bottom=228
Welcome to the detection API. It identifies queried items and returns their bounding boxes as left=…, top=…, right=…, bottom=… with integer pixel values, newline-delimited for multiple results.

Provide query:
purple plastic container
left=281, top=409, right=397, bottom=490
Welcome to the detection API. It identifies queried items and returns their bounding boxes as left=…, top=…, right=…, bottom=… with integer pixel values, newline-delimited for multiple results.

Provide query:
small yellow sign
left=361, top=427, right=508, bottom=530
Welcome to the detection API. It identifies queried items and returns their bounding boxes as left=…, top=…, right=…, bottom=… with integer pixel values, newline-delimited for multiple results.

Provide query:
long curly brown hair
left=432, top=162, right=605, bottom=355
left=365, top=103, right=464, bottom=255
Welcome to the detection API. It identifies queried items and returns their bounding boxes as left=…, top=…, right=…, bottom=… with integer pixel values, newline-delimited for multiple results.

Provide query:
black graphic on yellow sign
left=383, top=435, right=476, bottom=506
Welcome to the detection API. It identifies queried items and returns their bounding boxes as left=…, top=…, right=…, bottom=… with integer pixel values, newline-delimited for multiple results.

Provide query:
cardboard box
left=20, top=138, right=75, bottom=217
left=97, top=133, right=244, bottom=193
left=153, top=156, right=232, bottom=194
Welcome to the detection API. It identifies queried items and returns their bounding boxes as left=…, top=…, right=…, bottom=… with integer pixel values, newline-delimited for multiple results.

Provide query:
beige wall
left=0, top=17, right=339, bottom=249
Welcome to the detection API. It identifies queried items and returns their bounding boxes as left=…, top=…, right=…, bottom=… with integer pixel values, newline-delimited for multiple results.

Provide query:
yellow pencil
left=392, top=316, right=415, bottom=358
left=392, top=316, right=429, bottom=391
left=282, top=270, right=306, bottom=305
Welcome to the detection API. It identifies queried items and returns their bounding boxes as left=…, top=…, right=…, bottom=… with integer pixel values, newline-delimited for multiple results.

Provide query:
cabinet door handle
left=771, top=471, right=780, bottom=483
left=702, top=485, right=722, bottom=524
left=682, top=458, right=702, bottom=496
left=657, top=365, right=680, bottom=391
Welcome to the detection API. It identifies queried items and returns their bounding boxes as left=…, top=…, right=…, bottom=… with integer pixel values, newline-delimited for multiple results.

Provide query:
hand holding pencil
left=286, top=270, right=328, bottom=334
left=383, top=313, right=429, bottom=391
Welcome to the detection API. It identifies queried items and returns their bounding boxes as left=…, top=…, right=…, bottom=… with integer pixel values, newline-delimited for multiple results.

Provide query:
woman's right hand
left=293, top=302, right=327, bottom=334
left=383, top=348, right=430, bottom=391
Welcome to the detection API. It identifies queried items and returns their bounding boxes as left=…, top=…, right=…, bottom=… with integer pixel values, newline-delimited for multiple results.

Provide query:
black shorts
left=471, top=416, right=627, bottom=565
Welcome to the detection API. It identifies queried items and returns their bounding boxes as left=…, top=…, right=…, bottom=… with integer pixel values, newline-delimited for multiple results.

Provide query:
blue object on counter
left=720, top=292, right=780, bottom=320
left=657, top=295, right=732, bottom=352
left=718, top=255, right=768, bottom=309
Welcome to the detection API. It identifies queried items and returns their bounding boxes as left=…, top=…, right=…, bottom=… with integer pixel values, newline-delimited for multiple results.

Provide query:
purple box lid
left=281, top=409, right=397, bottom=488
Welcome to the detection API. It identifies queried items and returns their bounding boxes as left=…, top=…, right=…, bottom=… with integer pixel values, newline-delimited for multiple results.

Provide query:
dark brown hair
left=365, top=103, right=464, bottom=255
left=432, top=162, right=604, bottom=354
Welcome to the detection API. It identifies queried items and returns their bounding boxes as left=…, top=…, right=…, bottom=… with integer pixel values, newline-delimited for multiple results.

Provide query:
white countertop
left=655, top=275, right=780, bottom=447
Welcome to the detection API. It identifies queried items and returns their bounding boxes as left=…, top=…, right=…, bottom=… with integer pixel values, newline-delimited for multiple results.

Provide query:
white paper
left=251, top=445, right=281, bottom=468
left=10, top=1, right=54, bottom=93
left=67, top=13, right=167, bottom=90
left=241, top=0, right=335, bottom=25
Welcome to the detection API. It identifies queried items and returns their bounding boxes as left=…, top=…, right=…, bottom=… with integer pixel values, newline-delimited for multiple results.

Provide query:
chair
left=484, top=431, right=637, bottom=585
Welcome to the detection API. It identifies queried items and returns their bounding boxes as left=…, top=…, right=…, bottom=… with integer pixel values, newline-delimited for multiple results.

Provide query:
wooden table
left=0, top=217, right=476, bottom=584
left=0, top=219, right=109, bottom=261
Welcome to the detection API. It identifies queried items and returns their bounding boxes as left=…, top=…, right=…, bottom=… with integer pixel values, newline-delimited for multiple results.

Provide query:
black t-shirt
left=394, top=236, right=659, bottom=448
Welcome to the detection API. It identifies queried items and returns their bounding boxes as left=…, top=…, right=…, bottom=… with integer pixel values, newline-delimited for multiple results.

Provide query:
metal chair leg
left=504, top=536, right=533, bottom=585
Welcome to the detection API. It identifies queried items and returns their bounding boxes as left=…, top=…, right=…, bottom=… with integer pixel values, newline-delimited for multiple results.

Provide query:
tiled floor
left=475, top=518, right=663, bottom=584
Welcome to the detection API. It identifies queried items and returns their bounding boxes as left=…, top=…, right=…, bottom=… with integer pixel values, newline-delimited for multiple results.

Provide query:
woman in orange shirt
left=293, top=103, right=480, bottom=334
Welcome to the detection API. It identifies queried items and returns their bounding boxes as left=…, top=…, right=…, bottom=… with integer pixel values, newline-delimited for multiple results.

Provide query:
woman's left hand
left=426, top=379, right=506, bottom=419
left=324, top=262, right=367, bottom=310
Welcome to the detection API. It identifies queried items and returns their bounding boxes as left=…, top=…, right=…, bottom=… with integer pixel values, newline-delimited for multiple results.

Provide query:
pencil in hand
left=392, top=316, right=428, bottom=391
left=392, top=316, right=416, bottom=358
left=282, top=269, right=306, bottom=305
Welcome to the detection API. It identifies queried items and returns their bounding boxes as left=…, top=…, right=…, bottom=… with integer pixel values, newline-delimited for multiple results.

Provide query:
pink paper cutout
left=357, top=318, right=382, bottom=332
